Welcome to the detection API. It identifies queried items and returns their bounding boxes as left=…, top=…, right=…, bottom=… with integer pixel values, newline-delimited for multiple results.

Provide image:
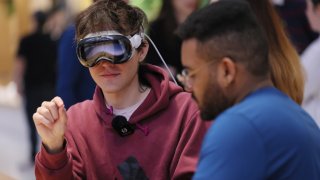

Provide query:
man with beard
left=177, top=1, right=320, bottom=179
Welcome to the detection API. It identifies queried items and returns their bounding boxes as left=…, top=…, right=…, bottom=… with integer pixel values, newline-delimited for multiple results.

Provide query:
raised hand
left=33, top=96, right=68, bottom=154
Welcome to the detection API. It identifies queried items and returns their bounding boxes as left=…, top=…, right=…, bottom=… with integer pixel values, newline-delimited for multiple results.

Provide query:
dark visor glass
left=77, top=35, right=133, bottom=67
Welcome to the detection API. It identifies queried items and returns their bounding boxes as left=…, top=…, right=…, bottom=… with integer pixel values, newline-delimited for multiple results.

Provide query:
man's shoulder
left=212, top=87, right=307, bottom=136
left=67, top=100, right=95, bottom=117
left=66, top=99, right=99, bottom=129
left=171, top=91, right=198, bottom=109
left=227, top=87, right=295, bottom=116
left=213, top=87, right=320, bottom=147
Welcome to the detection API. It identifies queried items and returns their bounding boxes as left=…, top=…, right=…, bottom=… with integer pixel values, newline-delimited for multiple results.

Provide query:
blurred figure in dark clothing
left=145, top=0, right=201, bottom=78
left=56, top=25, right=95, bottom=109
left=14, top=11, right=57, bottom=163
left=55, top=0, right=96, bottom=109
left=272, top=0, right=318, bottom=54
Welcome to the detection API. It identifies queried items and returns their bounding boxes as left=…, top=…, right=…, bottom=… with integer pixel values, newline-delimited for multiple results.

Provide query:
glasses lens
left=181, top=69, right=188, bottom=77
left=77, top=35, right=132, bottom=67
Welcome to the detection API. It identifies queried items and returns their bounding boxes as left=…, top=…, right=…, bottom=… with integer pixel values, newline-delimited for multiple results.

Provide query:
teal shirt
left=194, top=87, right=320, bottom=180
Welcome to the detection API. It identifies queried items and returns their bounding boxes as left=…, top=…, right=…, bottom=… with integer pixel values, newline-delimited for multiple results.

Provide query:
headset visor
left=77, top=34, right=133, bottom=67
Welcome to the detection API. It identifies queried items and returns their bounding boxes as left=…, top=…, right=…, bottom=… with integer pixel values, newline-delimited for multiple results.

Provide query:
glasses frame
left=180, top=60, right=216, bottom=90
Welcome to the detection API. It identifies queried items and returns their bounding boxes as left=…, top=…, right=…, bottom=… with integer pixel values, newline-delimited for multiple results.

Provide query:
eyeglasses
left=179, top=60, right=216, bottom=90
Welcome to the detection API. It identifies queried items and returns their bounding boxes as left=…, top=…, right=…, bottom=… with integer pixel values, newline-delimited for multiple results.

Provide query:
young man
left=32, top=0, right=208, bottom=179
left=177, top=1, right=320, bottom=179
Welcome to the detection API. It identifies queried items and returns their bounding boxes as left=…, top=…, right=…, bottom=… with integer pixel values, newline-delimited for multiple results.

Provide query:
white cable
left=144, top=34, right=178, bottom=85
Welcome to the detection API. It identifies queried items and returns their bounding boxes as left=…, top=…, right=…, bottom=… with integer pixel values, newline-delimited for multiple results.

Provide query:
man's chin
left=191, top=93, right=199, bottom=102
left=200, top=111, right=218, bottom=121
left=199, top=105, right=228, bottom=121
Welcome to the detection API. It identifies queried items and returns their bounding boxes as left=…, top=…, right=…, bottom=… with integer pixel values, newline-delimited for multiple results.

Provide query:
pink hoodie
left=35, top=64, right=209, bottom=180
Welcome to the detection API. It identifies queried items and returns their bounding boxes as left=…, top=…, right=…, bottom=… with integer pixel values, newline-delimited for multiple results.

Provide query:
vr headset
left=76, top=31, right=143, bottom=67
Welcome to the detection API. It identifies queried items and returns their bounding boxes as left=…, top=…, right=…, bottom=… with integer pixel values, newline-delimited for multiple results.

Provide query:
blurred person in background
left=271, top=0, right=318, bottom=54
left=301, top=0, right=320, bottom=127
left=56, top=0, right=95, bottom=109
left=56, top=25, right=95, bottom=109
left=32, top=0, right=208, bottom=179
left=13, top=11, right=58, bottom=163
left=206, top=0, right=304, bottom=105
left=177, top=1, right=320, bottom=179
left=43, top=4, right=67, bottom=41
left=145, top=0, right=201, bottom=78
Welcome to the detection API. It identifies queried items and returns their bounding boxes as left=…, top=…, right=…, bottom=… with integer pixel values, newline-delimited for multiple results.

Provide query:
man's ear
left=216, top=57, right=237, bottom=88
left=138, top=40, right=149, bottom=62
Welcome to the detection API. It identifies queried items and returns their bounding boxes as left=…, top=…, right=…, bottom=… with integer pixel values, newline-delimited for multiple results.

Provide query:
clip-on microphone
left=112, top=115, right=135, bottom=137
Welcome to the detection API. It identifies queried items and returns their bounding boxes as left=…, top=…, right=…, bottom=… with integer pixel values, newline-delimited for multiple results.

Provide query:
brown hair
left=75, top=0, right=147, bottom=41
left=245, top=0, right=304, bottom=104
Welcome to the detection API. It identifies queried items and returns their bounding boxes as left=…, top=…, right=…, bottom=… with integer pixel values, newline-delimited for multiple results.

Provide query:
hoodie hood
left=93, top=64, right=183, bottom=124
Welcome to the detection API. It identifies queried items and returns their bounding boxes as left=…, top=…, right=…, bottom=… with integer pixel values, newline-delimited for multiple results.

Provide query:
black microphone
left=112, top=115, right=135, bottom=137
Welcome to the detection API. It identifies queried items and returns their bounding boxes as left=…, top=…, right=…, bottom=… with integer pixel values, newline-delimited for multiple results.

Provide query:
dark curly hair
left=177, top=0, right=269, bottom=77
